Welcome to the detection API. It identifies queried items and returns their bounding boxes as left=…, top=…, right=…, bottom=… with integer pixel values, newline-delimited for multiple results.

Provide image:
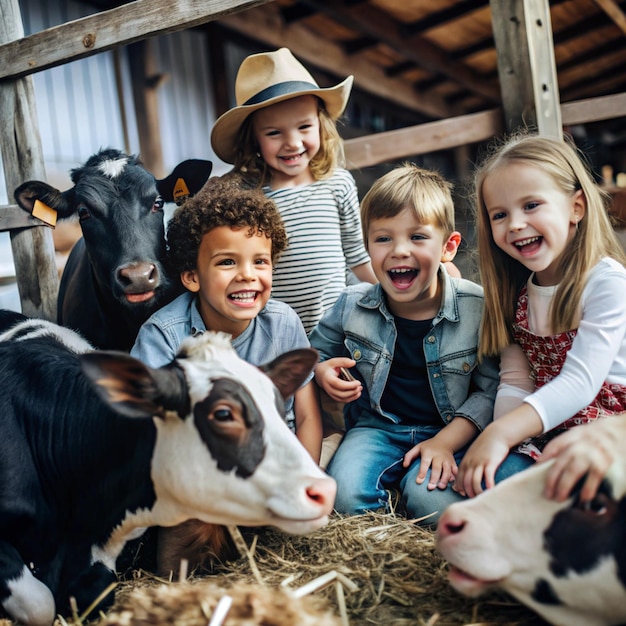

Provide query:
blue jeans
left=494, top=451, right=535, bottom=482
left=326, top=423, right=466, bottom=526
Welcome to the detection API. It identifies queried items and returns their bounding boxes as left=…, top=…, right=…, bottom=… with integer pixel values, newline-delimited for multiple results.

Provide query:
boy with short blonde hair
left=309, top=163, right=498, bottom=524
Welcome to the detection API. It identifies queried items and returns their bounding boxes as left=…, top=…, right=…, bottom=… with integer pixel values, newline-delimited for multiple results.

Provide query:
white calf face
left=436, top=461, right=626, bottom=626
left=127, top=333, right=334, bottom=533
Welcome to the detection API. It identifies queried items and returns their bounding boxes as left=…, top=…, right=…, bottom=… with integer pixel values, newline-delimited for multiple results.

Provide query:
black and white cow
left=436, top=430, right=626, bottom=626
left=14, top=149, right=213, bottom=350
left=0, top=325, right=335, bottom=626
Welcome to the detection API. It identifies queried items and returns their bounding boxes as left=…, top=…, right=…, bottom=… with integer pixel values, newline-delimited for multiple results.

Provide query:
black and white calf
left=436, top=426, right=626, bottom=626
left=14, top=149, right=213, bottom=350
left=0, top=327, right=335, bottom=626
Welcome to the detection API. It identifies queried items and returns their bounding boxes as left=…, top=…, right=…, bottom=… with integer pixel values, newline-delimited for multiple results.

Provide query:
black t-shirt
left=381, top=315, right=440, bottom=425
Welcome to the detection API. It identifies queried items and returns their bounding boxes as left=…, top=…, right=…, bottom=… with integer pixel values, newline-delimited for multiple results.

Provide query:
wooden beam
left=218, top=3, right=456, bottom=119
left=344, top=109, right=504, bottom=169
left=561, top=91, right=626, bottom=125
left=0, top=205, right=52, bottom=232
left=0, top=0, right=273, bottom=81
left=490, top=0, right=562, bottom=138
left=593, top=0, right=626, bottom=34
left=0, top=0, right=59, bottom=319
left=127, top=40, right=165, bottom=177
left=344, top=91, right=626, bottom=169
left=302, top=0, right=501, bottom=103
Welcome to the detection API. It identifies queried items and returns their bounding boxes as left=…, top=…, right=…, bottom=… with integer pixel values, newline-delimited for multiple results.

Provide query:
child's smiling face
left=252, top=95, right=321, bottom=189
left=483, top=161, right=585, bottom=286
left=181, top=226, right=273, bottom=338
left=367, top=207, right=459, bottom=320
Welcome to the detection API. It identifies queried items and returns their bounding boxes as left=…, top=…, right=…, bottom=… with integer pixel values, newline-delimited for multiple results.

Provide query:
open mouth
left=388, top=267, right=417, bottom=287
left=447, top=564, right=500, bottom=595
left=229, top=291, right=259, bottom=304
left=125, top=291, right=155, bottom=304
left=514, top=235, right=542, bottom=253
left=279, top=151, right=305, bottom=164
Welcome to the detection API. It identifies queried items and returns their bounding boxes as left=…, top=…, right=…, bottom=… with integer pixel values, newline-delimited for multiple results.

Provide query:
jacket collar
left=357, top=265, right=459, bottom=323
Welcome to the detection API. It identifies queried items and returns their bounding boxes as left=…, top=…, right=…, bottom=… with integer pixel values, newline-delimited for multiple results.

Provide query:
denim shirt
left=309, top=267, right=498, bottom=431
left=131, top=292, right=313, bottom=429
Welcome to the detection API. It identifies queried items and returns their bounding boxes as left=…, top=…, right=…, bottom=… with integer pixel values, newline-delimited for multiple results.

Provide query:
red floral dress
left=512, top=285, right=626, bottom=459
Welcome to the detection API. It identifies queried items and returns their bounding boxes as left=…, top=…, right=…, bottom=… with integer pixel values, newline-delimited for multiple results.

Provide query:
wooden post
left=0, top=0, right=59, bottom=319
left=128, top=39, right=165, bottom=177
left=490, top=0, right=563, bottom=139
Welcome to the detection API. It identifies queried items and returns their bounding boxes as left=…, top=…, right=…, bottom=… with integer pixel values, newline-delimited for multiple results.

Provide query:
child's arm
left=540, top=414, right=626, bottom=502
left=494, top=343, right=535, bottom=418
left=350, top=261, right=378, bottom=284
left=454, top=404, right=543, bottom=498
left=314, top=357, right=362, bottom=403
left=523, top=265, right=626, bottom=431
left=403, top=416, right=478, bottom=490
left=294, top=380, right=324, bottom=465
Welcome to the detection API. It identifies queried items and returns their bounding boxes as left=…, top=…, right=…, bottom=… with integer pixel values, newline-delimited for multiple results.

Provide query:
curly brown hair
left=166, top=175, right=288, bottom=274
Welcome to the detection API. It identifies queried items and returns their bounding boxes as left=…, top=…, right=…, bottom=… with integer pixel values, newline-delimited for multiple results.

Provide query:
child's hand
left=403, top=438, right=457, bottom=490
left=453, top=428, right=510, bottom=498
left=314, top=357, right=362, bottom=403
left=540, top=416, right=626, bottom=503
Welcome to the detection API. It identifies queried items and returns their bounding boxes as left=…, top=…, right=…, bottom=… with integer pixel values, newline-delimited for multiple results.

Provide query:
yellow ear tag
left=173, top=178, right=191, bottom=205
left=32, top=199, right=58, bottom=227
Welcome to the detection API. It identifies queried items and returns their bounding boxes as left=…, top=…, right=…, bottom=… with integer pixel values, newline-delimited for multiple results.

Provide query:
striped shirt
left=265, top=169, right=371, bottom=333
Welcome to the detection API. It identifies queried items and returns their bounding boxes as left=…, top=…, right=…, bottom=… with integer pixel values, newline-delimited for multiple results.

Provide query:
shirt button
left=427, top=335, right=436, bottom=343
left=463, top=362, right=470, bottom=372
left=353, top=349, right=362, bottom=360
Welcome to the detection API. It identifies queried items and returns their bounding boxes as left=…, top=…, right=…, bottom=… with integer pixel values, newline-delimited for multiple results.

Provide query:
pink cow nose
left=306, top=476, right=337, bottom=515
left=118, top=262, right=159, bottom=291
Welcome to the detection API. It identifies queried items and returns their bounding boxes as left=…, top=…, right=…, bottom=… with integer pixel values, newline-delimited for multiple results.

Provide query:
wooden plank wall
left=1, top=0, right=625, bottom=317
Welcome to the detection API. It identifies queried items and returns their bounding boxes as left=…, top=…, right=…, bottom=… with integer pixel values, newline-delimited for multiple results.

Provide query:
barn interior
left=2, top=0, right=626, bottom=294
left=0, top=2, right=625, bottom=624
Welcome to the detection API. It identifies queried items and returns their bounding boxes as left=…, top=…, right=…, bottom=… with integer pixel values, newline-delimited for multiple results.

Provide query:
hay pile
left=43, top=511, right=548, bottom=626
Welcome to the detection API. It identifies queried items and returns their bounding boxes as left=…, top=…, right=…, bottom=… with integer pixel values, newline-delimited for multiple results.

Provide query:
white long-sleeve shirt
left=496, top=257, right=626, bottom=432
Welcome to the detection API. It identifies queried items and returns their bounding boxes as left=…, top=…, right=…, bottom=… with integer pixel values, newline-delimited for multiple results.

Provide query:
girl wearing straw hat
left=211, top=47, right=377, bottom=334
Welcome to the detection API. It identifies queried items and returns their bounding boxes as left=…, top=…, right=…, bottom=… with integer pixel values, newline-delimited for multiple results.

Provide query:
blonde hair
left=232, top=99, right=345, bottom=187
left=474, top=132, right=626, bottom=358
left=360, top=163, right=455, bottom=248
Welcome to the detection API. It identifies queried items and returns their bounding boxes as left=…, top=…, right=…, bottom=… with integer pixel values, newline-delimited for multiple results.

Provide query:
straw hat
left=210, top=48, right=353, bottom=164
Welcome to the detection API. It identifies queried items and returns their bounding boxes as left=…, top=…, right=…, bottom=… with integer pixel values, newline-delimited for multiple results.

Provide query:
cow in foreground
left=436, top=425, right=626, bottom=626
left=14, top=149, right=213, bottom=350
left=0, top=325, right=335, bottom=626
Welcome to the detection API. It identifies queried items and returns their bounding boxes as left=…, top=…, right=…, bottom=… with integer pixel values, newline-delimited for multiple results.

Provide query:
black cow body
left=0, top=324, right=335, bottom=625
left=14, top=149, right=212, bottom=350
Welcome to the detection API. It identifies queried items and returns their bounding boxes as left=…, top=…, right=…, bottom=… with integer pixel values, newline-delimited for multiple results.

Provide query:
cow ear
left=259, top=348, right=319, bottom=400
left=80, top=352, right=190, bottom=419
left=156, top=159, right=213, bottom=203
left=14, top=181, right=76, bottom=219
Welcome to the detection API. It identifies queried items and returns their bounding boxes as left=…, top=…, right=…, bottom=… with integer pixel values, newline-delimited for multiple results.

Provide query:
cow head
left=436, top=447, right=626, bottom=626
left=80, top=331, right=336, bottom=537
left=14, top=149, right=212, bottom=312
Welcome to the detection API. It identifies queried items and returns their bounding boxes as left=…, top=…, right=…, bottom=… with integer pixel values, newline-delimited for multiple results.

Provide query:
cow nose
left=118, top=262, right=159, bottom=290
left=437, top=509, right=467, bottom=538
left=305, top=476, right=337, bottom=515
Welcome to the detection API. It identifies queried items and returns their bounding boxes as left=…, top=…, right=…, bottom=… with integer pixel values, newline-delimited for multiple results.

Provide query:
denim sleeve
left=131, top=322, right=178, bottom=369
left=454, top=353, right=499, bottom=431
left=308, top=296, right=349, bottom=362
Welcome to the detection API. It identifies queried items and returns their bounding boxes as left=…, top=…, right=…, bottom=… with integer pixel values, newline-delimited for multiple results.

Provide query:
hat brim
left=210, top=76, right=353, bottom=164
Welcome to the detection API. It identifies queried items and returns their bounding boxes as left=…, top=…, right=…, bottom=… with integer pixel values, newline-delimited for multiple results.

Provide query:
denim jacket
left=309, top=267, right=498, bottom=431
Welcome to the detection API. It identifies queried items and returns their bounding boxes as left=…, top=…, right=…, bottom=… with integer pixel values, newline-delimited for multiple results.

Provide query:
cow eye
left=212, top=407, right=234, bottom=422
left=152, top=196, right=164, bottom=213
left=77, top=205, right=91, bottom=221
